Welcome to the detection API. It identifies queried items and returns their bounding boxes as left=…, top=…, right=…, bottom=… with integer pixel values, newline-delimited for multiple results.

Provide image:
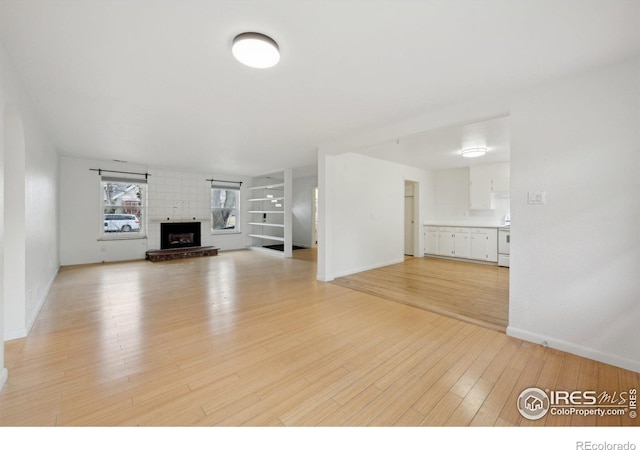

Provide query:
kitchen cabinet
left=491, top=163, right=510, bottom=192
left=425, top=225, right=498, bottom=264
left=470, top=228, right=498, bottom=262
left=437, top=227, right=470, bottom=258
left=469, top=162, right=510, bottom=210
left=424, top=226, right=438, bottom=255
left=437, top=228, right=454, bottom=256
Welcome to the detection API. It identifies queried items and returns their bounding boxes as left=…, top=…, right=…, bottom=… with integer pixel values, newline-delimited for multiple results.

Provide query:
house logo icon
left=517, top=388, right=550, bottom=420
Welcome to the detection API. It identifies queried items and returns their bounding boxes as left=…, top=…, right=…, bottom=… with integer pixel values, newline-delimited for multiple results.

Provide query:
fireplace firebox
left=161, top=222, right=201, bottom=249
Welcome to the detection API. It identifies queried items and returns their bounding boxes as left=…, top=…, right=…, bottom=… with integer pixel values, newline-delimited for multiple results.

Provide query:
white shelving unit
left=247, top=170, right=292, bottom=257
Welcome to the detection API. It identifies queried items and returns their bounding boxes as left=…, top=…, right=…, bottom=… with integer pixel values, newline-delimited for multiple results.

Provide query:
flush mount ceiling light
left=232, top=32, right=280, bottom=68
left=461, top=147, right=487, bottom=158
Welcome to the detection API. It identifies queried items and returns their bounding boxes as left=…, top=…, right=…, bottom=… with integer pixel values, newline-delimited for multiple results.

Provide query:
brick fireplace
left=146, top=222, right=218, bottom=262
left=161, top=222, right=201, bottom=249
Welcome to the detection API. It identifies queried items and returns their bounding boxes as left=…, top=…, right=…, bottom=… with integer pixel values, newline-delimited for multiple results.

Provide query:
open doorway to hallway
left=404, top=180, right=419, bottom=256
left=312, top=186, right=318, bottom=248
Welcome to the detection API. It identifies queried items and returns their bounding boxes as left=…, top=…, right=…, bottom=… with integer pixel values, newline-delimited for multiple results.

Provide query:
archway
left=1, top=104, right=26, bottom=389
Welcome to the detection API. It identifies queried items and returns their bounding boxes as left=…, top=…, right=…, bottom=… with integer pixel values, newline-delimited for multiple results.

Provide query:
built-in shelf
left=248, top=183, right=285, bottom=191
left=248, top=234, right=285, bottom=242
left=247, top=171, right=291, bottom=256
left=248, top=197, right=285, bottom=202
left=248, top=222, right=285, bottom=228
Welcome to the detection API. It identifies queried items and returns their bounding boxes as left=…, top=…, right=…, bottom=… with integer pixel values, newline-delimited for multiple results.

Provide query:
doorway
left=312, top=186, right=318, bottom=247
left=404, top=181, right=417, bottom=256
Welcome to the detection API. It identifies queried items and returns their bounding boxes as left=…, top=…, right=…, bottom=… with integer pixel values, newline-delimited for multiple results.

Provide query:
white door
left=312, top=187, right=318, bottom=247
left=404, top=195, right=414, bottom=255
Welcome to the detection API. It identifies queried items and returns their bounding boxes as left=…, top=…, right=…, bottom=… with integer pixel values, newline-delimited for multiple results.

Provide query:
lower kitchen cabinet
left=424, top=226, right=438, bottom=255
left=437, top=227, right=470, bottom=259
left=470, top=228, right=498, bottom=262
left=425, top=225, right=498, bottom=263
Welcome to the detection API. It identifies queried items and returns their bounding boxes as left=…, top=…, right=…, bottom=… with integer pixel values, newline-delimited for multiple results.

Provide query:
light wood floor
left=0, top=249, right=638, bottom=426
left=332, top=256, right=509, bottom=332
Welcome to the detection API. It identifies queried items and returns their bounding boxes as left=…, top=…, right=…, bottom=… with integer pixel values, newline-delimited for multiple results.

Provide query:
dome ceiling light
left=232, top=32, right=280, bottom=69
left=461, top=147, right=487, bottom=158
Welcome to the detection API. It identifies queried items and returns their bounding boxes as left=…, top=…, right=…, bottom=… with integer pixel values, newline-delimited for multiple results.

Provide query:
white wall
left=0, top=98, right=5, bottom=389
left=318, top=152, right=434, bottom=280
left=318, top=57, right=639, bottom=372
left=59, top=157, right=147, bottom=264
left=59, top=156, right=252, bottom=265
left=147, top=167, right=250, bottom=252
left=508, top=59, right=640, bottom=372
left=292, top=175, right=318, bottom=248
left=429, top=166, right=510, bottom=224
left=1, top=42, right=59, bottom=346
left=3, top=106, right=26, bottom=341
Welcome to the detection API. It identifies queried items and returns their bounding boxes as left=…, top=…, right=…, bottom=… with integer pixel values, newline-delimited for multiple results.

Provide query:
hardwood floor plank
left=407, top=326, right=491, bottom=417
left=497, top=345, right=547, bottom=426
left=393, top=407, right=426, bottom=427
left=570, top=358, right=599, bottom=426
left=246, top=367, right=350, bottom=426
left=420, top=392, right=464, bottom=426
left=596, top=363, right=622, bottom=426
left=0, top=248, right=636, bottom=427
left=320, top=385, right=384, bottom=426
left=332, top=257, right=509, bottom=331
left=470, top=366, right=521, bottom=426
left=214, top=377, right=311, bottom=426
left=543, top=352, right=583, bottom=426
left=444, top=378, right=494, bottom=426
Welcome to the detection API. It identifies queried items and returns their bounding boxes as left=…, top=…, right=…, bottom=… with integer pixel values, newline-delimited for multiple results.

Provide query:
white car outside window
left=104, top=214, right=141, bottom=232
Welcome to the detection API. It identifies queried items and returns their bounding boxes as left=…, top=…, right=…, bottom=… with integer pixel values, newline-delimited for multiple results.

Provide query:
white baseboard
left=316, top=273, right=334, bottom=282
left=507, top=325, right=640, bottom=373
left=4, top=327, right=27, bottom=341
left=27, top=268, right=58, bottom=333
left=4, top=266, right=59, bottom=342
left=334, top=257, right=405, bottom=279
left=0, top=368, right=7, bottom=391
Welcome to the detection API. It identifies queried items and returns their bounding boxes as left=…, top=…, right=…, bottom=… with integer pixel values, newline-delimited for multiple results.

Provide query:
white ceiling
left=357, top=115, right=510, bottom=171
left=0, top=0, right=638, bottom=176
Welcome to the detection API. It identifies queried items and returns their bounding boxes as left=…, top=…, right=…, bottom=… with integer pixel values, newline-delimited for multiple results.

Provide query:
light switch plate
left=528, top=191, right=546, bottom=204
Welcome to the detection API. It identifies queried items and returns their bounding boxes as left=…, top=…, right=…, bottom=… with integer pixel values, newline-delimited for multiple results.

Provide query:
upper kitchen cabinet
left=469, top=162, right=510, bottom=210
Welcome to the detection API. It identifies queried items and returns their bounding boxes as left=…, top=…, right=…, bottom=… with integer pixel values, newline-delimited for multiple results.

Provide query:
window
left=102, top=178, right=146, bottom=237
left=211, top=186, right=240, bottom=233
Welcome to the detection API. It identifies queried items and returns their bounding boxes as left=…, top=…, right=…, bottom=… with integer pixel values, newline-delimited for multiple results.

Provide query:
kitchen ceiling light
left=461, top=147, right=487, bottom=158
left=232, top=32, right=280, bottom=68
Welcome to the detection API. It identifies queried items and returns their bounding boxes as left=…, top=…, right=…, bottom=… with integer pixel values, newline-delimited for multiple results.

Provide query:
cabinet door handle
left=507, top=235, right=510, bottom=243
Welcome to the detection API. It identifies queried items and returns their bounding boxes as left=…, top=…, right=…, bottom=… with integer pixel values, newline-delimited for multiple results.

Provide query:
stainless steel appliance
left=498, top=226, right=510, bottom=267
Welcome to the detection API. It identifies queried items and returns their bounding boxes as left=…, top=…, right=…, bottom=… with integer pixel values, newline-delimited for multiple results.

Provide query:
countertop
left=423, top=220, right=504, bottom=228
